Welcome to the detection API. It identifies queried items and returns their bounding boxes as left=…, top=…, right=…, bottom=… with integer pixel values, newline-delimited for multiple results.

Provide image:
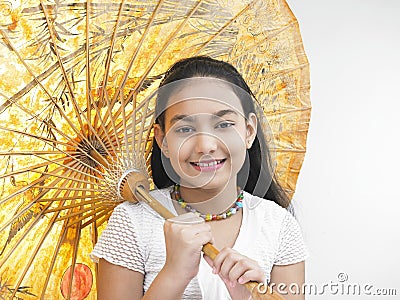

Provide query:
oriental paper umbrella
left=0, top=0, right=310, bottom=299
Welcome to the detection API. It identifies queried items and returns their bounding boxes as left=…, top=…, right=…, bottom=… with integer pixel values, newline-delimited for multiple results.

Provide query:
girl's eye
left=216, top=121, right=235, bottom=129
left=175, top=126, right=194, bottom=133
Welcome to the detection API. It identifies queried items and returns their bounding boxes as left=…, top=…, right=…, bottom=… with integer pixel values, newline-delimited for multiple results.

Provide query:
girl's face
left=154, top=79, right=257, bottom=191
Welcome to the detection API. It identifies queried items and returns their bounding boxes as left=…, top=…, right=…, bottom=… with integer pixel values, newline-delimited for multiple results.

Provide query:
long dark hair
left=150, top=56, right=290, bottom=209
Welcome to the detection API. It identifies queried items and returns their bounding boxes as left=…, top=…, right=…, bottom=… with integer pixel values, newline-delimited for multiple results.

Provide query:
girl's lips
left=190, top=159, right=226, bottom=172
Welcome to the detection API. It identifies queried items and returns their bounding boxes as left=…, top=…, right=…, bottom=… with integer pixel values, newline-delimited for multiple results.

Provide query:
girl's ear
left=245, top=113, right=258, bottom=149
left=153, top=124, right=169, bottom=158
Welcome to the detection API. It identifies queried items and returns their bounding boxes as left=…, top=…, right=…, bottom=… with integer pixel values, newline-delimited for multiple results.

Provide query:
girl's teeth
left=197, top=160, right=221, bottom=167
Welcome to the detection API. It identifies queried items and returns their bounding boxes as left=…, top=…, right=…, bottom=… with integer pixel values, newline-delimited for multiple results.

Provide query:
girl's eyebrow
left=169, top=114, right=194, bottom=125
left=169, top=109, right=238, bottom=125
left=212, top=109, right=238, bottom=119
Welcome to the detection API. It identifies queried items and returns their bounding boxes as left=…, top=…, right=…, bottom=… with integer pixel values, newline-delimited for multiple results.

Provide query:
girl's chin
left=179, top=175, right=230, bottom=190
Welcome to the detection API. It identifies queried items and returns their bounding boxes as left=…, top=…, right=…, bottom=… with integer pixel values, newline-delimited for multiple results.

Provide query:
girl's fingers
left=229, top=262, right=265, bottom=284
left=219, top=254, right=239, bottom=280
left=193, top=230, right=214, bottom=248
left=165, top=220, right=213, bottom=250
left=212, top=247, right=237, bottom=274
left=211, top=247, right=266, bottom=286
left=237, top=269, right=264, bottom=284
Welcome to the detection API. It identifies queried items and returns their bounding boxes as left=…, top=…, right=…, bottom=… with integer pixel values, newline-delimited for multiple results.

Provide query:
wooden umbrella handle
left=121, top=175, right=284, bottom=300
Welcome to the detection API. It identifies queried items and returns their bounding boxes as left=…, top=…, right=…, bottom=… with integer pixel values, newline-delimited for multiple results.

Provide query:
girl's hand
left=163, top=218, right=213, bottom=283
left=204, top=247, right=266, bottom=300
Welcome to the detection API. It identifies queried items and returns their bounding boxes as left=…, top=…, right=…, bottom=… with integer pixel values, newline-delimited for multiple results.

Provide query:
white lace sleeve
left=90, top=203, right=145, bottom=274
left=274, top=211, right=308, bottom=265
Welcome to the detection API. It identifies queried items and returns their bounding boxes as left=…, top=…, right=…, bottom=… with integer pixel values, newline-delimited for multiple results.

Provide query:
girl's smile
left=190, top=158, right=226, bottom=172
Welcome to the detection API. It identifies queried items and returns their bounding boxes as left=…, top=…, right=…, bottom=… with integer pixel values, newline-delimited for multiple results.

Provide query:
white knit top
left=91, top=188, right=307, bottom=299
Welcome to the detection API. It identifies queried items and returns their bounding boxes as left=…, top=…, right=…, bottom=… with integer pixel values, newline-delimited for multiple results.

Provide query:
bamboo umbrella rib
left=13, top=169, right=107, bottom=191
left=0, top=50, right=80, bottom=121
left=65, top=179, right=85, bottom=300
left=67, top=204, right=114, bottom=229
left=0, top=151, right=79, bottom=156
left=120, top=94, right=131, bottom=162
left=125, top=0, right=205, bottom=105
left=81, top=171, right=102, bottom=233
left=40, top=216, right=68, bottom=297
left=35, top=152, right=107, bottom=185
left=77, top=15, right=132, bottom=160
left=56, top=171, right=86, bottom=300
left=38, top=194, right=100, bottom=203
left=131, top=96, right=138, bottom=162
left=0, top=128, right=112, bottom=184
left=40, top=174, right=85, bottom=296
left=67, top=225, right=81, bottom=300
left=9, top=212, right=66, bottom=299
left=81, top=205, right=114, bottom=229
left=0, top=29, right=58, bottom=113
left=96, top=71, right=158, bottom=151
left=136, top=93, right=152, bottom=155
left=105, top=93, right=155, bottom=135
left=105, top=98, right=156, bottom=155
left=62, top=173, right=85, bottom=300
left=86, top=110, right=123, bottom=167
left=30, top=185, right=102, bottom=193
left=0, top=35, right=91, bottom=147
left=9, top=172, right=85, bottom=299
left=144, top=128, right=155, bottom=158
left=110, top=0, right=166, bottom=107
left=141, top=114, right=155, bottom=157
left=89, top=177, right=99, bottom=277
left=39, top=0, right=86, bottom=133
left=0, top=157, right=66, bottom=181
left=95, top=209, right=113, bottom=228
left=44, top=198, right=110, bottom=213
left=87, top=44, right=131, bottom=164
left=0, top=125, right=79, bottom=149
left=86, top=0, right=92, bottom=124
left=95, top=0, right=125, bottom=123
left=0, top=164, right=67, bottom=207
left=92, top=92, right=124, bottom=158
left=0, top=200, right=50, bottom=265
left=0, top=18, right=142, bottom=115
left=0, top=149, right=107, bottom=188
left=32, top=88, right=119, bottom=165
left=56, top=202, right=111, bottom=225
left=32, top=3, right=119, bottom=164
left=0, top=169, right=74, bottom=267
left=0, top=165, right=70, bottom=232
left=55, top=98, right=119, bottom=170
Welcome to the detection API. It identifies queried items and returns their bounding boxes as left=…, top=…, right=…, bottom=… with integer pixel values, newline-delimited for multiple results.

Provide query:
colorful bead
left=172, top=184, right=243, bottom=222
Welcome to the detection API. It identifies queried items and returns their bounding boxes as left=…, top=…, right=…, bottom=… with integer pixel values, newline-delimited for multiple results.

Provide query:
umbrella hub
left=81, top=136, right=108, bottom=168
left=64, top=132, right=110, bottom=172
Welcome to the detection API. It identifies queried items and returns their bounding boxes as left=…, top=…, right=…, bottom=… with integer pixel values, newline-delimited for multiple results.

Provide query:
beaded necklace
left=171, top=184, right=244, bottom=221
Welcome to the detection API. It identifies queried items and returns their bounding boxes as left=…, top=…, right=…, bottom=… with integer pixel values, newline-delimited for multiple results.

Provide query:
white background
left=287, top=0, right=400, bottom=299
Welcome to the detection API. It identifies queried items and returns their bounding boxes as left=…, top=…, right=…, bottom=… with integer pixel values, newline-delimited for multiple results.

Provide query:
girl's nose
left=194, top=133, right=218, bottom=154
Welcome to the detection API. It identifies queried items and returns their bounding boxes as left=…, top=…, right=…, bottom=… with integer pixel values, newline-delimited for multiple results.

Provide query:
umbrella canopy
left=0, top=0, right=310, bottom=298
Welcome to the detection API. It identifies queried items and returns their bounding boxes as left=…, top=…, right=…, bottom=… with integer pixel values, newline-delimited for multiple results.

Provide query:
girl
left=91, top=56, right=307, bottom=299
